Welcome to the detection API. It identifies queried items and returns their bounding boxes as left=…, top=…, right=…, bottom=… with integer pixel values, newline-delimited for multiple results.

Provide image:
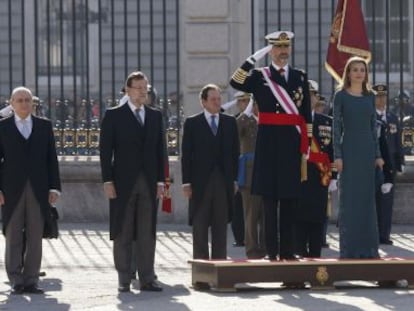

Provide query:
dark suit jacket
left=100, top=103, right=166, bottom=240
left=181, top=112, right=239, bottom=225
left=0, top=115, right=61, bottom=235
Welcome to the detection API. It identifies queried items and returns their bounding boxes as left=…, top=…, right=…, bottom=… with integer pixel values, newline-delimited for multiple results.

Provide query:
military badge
left=293, top=87, right=304, bottom=107
left=318, top=125, right=332, bottom=145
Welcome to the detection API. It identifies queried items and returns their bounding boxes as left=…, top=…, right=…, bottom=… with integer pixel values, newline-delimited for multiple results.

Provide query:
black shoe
left=193, top=282, right=210, bottom=290
left=11, top=284, right=24, bottom=295
left=380, top=239, right=393, bottom=245
left=281, top=254, right=303, bottom=260
left=24, top=284, right=44, bottom=294
left=377, top=280, right=397, bottom=288
left=322, top=243, right=329, bottom=248
left=38, top=271, right=46, bottom=277
left=282, top=282, right=307, bottom=289
left=232, top=241, right=245, bottom=247
left=140, top=281, right=163, bottom=292
left=118, top=283, right=130, bottom=293
left=131, top=272, right=137, bottom=280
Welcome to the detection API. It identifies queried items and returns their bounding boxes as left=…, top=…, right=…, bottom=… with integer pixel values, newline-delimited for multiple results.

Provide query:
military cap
left=265, top=31, right=294, bottom=46
left=372, top=84, right=387, bottom=96
left=398, top=89, right=410, bottom=99
left=308, top=80, right=319, bottom=93
left=233, top=91, right=251, bottom=100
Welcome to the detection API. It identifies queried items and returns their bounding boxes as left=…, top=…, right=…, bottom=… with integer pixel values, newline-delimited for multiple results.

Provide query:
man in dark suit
left=181, top=84, right=239, bottom=260
left=373, top=84, right=404, bottom=245
left=100, top=71, right=166, bottom=293
left=230, top=31, right=312, bottom=260
left=0, top=86, right=61, bottom=295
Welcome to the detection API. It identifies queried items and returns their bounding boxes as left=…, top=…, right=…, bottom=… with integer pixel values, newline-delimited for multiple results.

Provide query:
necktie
left=278, top=68, right=286, bottom=81
left=20, top=119, right=30, bottom=139
left=135, top=108, right=144, bottom=126
left=210, top=115, right=218, bottom=135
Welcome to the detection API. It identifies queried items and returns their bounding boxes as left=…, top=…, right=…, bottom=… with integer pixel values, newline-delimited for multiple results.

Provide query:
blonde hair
left=337, top=56, right=372, bottom=95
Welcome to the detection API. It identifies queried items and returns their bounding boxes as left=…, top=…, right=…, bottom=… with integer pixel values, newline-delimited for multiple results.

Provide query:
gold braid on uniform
left=330, top=162, right=337, bottom=172
left=307, top=123, right=313, bottom=138
left=231, top=68, right=248, bottom=84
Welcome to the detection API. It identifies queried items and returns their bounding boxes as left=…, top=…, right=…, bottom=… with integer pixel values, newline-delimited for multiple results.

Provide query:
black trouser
left=263, top=198, right=295, bottom=259
left=192, top=169, right=229, bottom=259
left=376, top=187, right=394, bottom=241
left=295, top=221, right=324, bottom=258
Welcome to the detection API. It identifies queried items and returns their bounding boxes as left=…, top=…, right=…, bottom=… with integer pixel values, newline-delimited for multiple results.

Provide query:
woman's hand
left=334, top=158, right=343, bottom=173
left=376, top=158, right=384, bottom=169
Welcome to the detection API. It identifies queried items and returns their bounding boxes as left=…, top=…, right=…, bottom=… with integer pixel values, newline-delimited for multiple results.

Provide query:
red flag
left=325, top=0, right=371, bottom=83
left=162, top=161, right=172, bottom=213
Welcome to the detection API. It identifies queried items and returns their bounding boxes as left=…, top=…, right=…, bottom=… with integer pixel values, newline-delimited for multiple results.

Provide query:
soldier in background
left=294, top=81, right=336, bottom=258
left=237, top=97, right=266, bottom=258
left=374, top=84, right=404, bottom=245
left=222, top=91, right=248, bottom=247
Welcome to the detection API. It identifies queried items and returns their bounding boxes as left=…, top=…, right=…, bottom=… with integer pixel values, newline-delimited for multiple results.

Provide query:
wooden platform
left=189, top=257, right=414, bottom=291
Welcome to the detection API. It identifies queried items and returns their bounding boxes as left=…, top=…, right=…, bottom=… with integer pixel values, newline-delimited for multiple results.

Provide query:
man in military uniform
left=223, top=91, right=249, bottom=247
left=374, top=84, right=404, bottom=245
left=230, top=31, right=312, bottom=260
left=294, top=81, right=337, bottom=258
left=237, top=97, right=266, bottom=258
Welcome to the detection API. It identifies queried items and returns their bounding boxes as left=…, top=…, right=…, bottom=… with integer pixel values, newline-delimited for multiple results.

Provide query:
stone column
left=180, top=0, right=252, bottom=117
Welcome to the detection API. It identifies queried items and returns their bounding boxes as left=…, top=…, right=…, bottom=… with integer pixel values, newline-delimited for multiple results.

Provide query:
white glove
left=328, top=179, right=338, bottom=192
left=243, top=97, right=254, bottom=117
left=381, top=183, right=393, bottom=194
left=221, top=99, right=237, bottom=111
left=247, top=45, right=272, bottom=64
left=0, top=105, right=13, bottom=117
left=118, top=95, right=129, bottom=106
left=400, top=165, right=405, bottom=174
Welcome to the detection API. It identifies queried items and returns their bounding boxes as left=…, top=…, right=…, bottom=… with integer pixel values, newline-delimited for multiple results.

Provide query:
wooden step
left=189, top=257, right=414, bottom=291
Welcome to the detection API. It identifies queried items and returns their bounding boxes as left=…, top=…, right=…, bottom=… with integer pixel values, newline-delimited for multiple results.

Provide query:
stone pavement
left=0, top=223, right=413, bottom=311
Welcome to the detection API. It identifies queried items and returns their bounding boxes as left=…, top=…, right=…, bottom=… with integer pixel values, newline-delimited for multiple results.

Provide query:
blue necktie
left=20, top=119, right=30, bottom=139
left=135, top=108, right=144, bottom=126
left=210, top=115, right=218, bottom=135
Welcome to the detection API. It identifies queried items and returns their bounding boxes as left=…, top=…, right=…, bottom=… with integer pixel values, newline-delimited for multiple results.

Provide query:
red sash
left=258, top=112, right=308, bottom=154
